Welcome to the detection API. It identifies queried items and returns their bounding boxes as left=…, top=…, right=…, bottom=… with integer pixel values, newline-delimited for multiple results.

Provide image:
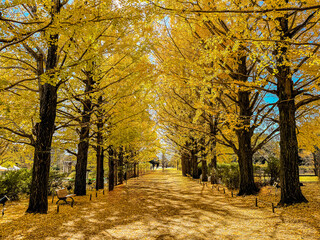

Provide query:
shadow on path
left=1, top=169, right=319, bottom=240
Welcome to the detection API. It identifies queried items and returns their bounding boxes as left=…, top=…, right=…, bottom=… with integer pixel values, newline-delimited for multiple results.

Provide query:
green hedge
left=0, top=169, right=32, bottom=200
left=0, top=169, right=69, bottom=200
left=216, top=163, right=240, bottom=189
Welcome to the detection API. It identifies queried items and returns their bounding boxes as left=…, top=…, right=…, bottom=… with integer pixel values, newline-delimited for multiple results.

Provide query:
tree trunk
left=208, top=111, right=219, bottom=184
left=114, top=152, right=118, bottom=185
left=201, top=159, right=208, bottom=182
left=181, top=151, right=187, bottom=176
left=200, top=137, right=208, bottom=182
left=118, top=146, right=124, bottom=184
left=210, top=137, right=218, bottom=184
left=209, top=114, right=219, bottom=170
left=237, top=131, right=257, bottom=195
left=185, top=153, right=191, bottom=176
left=96, top=147, right=104, bottom=190
left=235, top=56, right=258, bottom=196
left=278, top=98, right=307, bottom=204
left=137, top=163, right=139, bottom=177
left=313, top=152, right=320, bottom=177
left=237, top=90, right=258, bottom=195
left=74, top=74, right=94, bottom=196
left=27, top=11, right=60, bottom=213
left=191, top=149, right=199, bottom=179
left=27, top=84, right=58, bottom=213
left=276, top=15, right=307, bottom=205
left=133, top=162, right=137, bottom=177
left=96, top=96, right=104, bottom=190
left=108, top=146, right=115, bottom=191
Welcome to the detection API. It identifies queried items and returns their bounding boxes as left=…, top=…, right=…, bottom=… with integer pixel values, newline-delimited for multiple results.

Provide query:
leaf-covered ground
left=0, top=169, right=319, bottom=239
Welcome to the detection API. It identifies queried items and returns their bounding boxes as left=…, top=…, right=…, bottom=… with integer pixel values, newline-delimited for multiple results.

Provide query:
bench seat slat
left=66, top=194, right=76, bottom=198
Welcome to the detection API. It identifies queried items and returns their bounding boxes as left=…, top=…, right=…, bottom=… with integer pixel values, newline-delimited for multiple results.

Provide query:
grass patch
left=300, top=175, right=319, bottom=182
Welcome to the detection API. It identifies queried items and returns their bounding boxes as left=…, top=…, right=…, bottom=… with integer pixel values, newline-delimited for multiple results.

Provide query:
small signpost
left=0, top=195, right=10, bottom=216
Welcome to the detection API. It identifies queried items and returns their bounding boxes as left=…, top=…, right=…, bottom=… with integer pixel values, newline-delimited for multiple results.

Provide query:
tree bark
left=181, top=150, right=187, bottom=176
left=236, top=56, right=258, bottom=196
left=278, top=97, right=307, bottom=204
left=209, top=114, right=218, bottom=169
left=201, top=159, right=208, bottom=181
left=96, top=96, right=104, bottom=190
left=27, top=84, right=58, bottom=213
left=118, top=146, right=124, bottom=184
left=200, top=137, right=208, bottom=181
left=27, top=1, right=61, bottom=213
left=191, top=149, right=199, bottom=179
left=74, top=74, right=94, bottom=196
left=96, top=147, right=104, bottom=190
left=276, top=15, right=307, bottom=205
left=108, top=146, right=115, bottom=191
left=313, top=152, right=320, bottom=177
left=237, top=128, right=257, bottom=195
left=114, top=150, right=118, bottom=185
left=137, top=163, right=139, bottom=177
left=133, top=162, right=137, bottom=177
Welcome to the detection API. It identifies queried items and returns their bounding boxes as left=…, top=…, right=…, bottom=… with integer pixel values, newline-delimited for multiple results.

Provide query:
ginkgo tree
left=152, top=9, right=280, bottom=196
left=0, top=0, right=139, bottom=213
left=150, top=0, right=320, bottom=205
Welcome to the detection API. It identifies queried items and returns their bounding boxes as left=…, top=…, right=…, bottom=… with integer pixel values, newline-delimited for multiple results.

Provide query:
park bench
left=56, top=188, right=76, bottom=207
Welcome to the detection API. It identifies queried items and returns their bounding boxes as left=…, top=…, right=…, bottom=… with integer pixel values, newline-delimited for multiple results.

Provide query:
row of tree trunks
left=179, top=139, right=203, bottom=180
left=107, top=146, right=140, bottom=191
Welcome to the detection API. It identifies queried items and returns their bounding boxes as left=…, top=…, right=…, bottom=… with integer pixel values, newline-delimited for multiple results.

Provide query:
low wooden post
left=96, top=192, right=98, bottom=198
left=223, top=188, right=225, bottom=194
left=255, top=198, right=258, bottom=207
left=231, top=191, right=233, bottom=197
left=272, top=203, right=275, bottom=213
left=90, top=194, right=92, bottom=201
left=103, top=189, right=105, bottom=195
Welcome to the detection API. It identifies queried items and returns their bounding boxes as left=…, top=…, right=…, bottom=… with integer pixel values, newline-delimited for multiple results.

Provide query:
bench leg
left=56, top=198, right=68, bottom=205
left=56, top=198, right=74, bottom=207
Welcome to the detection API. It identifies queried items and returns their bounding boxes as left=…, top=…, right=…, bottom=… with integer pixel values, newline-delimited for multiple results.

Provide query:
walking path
left=1, top=169, right=319, bottom=239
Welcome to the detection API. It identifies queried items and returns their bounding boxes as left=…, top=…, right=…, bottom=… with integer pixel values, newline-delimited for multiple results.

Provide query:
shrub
left=265, top=156, right=280, bottom=185
left=48, top=170, right=68, bottom=195
left=67, top=171, right=76, bottom=180
left=216, top=163, right=240, bottom=189
left=0, top=169, right=32, bottom=200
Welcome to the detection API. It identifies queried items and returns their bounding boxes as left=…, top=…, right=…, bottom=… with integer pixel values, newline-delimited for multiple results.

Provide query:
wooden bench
left=56, top=188, right=76, bottom=207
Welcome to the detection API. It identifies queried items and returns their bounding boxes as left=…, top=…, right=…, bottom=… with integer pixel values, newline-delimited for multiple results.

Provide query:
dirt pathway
left=1, top=169, right=319, bottom=239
